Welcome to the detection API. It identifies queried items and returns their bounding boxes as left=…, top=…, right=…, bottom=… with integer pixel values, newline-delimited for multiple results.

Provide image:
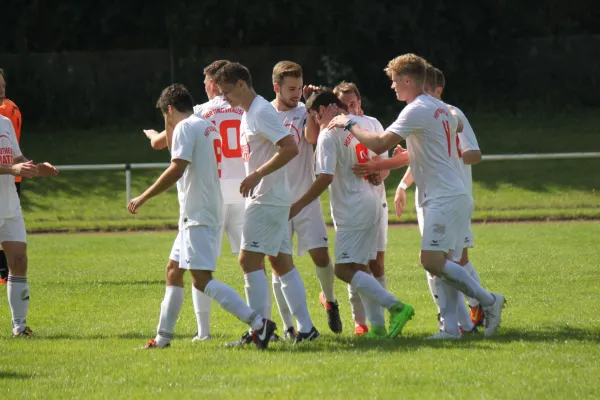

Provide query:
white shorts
left=220, top=203, right=245, bottom=254
left=289, top=200, right=328, bottom=256
left=0, top=215, right=27, bottom=244
left=335, top=221, right=378, bottom=266
left=417, top=200, right=474, bottom=250
left=174, top=225, right=220, bottom=271
left=241, top=203, right=293, bottom=257
left=420, top=195, right=473, bottom=253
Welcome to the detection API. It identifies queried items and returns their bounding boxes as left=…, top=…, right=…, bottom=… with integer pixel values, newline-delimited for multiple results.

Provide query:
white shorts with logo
left=168, top=225, right=220, bottom=271
left=289, top=200, right=329, bottom=256
left=241, top=203, right=293, bottom=257
left=0, top=214, right=27, bottom=244
left=420, top=195, right=473, bottom=254
left=335, top=219, right=378, bottom=266
left=417, top=195, right=474, bottom=250
left=220, top=203, right=245, bottom=254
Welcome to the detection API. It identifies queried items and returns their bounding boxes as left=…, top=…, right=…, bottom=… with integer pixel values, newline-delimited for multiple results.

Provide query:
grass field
left=1, top=222, right=599, bottom=398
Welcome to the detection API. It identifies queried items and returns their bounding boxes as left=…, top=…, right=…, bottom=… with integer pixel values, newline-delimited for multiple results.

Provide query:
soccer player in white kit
left=269, top=61, right=342, bottom=337
left=291, top=89, right=415, bottom=339
left=334, top=81, right=390, bottom=336
left=213, top=62, right=320, bottom=345
left=328, top=53, right=506, bottom=338
left=143, top=60, right=246, bottom=341
left=129, top=84, right=276, bottom=349
left=0, top=115, right=59, bottom=337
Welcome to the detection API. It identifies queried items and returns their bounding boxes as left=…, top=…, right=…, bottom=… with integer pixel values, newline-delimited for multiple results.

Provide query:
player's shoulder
left=0, top=114, right=11, bottom=127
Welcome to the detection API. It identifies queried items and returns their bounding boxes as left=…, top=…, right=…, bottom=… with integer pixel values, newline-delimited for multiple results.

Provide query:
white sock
left=192, top=285, right=212, bottom=338
left=360, top=293, right=386, bottom=326
left=439, top=280, right=460, bottom=337
left=350, top=271, right=398, bottom=309
left=264, top=272, right=273, bottom=320
left=272, top=274, right=294, bottom=330
left=426, top=272, right=444, bottom=314
left=347, top=283, right=367, bottom=326
left=316, top=262, right=336, bottom=302
left=7, top=276, right=29, bottom=333
left=457, top=292, right=475, bottom=332
left=244, top=270, right=269, bottom=319
left=441, top=260, right=495, bottom=306
left=204, top=279, right=263, bottom=331
left=375, top=274, right=387, bottom=289
left=462, top=262, right=481, bottom=307
left=279, top=267, right=313, bottom=333
left=155, top=286, right=184, bottom=346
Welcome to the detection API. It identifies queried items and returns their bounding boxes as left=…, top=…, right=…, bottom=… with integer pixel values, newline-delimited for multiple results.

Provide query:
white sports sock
left=244, top=270, right=269, bottom=319
left=439, top=280, right=460, bottom=337
left=272, top=274, right=294, bottom=330
left=360, top=293, right=386, bottom=326
left=426, top=271, right=444, bottom=314
left=264, top=272, right=273, bottom=320
left=457, top=292, right=475, bottom=332
left=441, top=260, right=495, bottom=307
left=375, top=274, right=387, bottom=289
left=204, top=279, right=263, bottom=331
left=347, top=283, right=367, bottom=326
left=350, top=271, right=398, bottom=309
left=7, top=276, right=29, bottom=333
left=316, top=262, right=336, bottom=302
left=192, top=285, right=212, bottom=338
left=279, top=267, right=313, bottom=333
left=462, top=262, right=481, bottom=307
left=155, top=286, right=184, bottom=346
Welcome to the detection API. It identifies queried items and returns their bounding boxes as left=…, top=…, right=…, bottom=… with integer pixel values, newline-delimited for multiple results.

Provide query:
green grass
left=1, top=222, right=599, bottom=398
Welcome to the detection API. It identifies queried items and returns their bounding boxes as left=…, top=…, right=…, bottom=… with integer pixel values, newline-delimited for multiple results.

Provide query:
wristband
left=344, top=120, right=357, bottom=131
left=398, top=182, right=408, bottom=190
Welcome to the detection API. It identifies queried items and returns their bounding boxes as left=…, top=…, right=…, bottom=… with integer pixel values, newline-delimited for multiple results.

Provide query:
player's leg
left=187, top=225, right=275, bottom=350
left=269, top=222, right=295, bottom=339
left=420, top=196, right=504, bottom=337
left=186, top=224, right=213, bottom=342
left=460, top=225, right=484, bottom=326
left=0, top=244, right=8, bottom=284
left=335, top=224, right=414, bottom=339
left=1, top=214, right=31, bottom=337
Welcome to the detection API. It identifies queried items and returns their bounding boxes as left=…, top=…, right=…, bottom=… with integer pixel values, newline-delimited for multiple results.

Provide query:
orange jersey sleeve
left=0, top=99, right=21, bottom=141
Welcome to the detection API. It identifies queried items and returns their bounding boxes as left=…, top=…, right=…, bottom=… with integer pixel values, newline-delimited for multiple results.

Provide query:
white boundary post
left=125, top=164, right=132, bottom=204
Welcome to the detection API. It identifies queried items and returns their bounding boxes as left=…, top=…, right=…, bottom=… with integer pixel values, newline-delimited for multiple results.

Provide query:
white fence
left=54, top=152, right=600, bottom=204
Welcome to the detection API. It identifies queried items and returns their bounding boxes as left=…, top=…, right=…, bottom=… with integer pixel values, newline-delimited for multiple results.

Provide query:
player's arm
left=144, top=129, right=168, bottom=150
left=462, top=150, right=482, bottom=165
left=128, top=158, right=188, bottom=214
left=328, top=115, right=401, bottom=155
left=352, top=150, right=408, bottom=177
left=304, top=114, right=319, bottom=144
left=12, top=155, right=59, bottom=177
left=394, top=167, right=414, bottom=217
left=290, top=174, right=333, bottom=219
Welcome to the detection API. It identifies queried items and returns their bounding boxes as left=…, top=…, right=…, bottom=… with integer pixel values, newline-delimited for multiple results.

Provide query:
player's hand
left=318, top=104, right=338, bottom=130
left=289, top=202, right=303, bottom=220
left=127, top=196, right=147, bottom=214
left=392, top=144, right=406, bottom=156
left=352, top=159, right=377, bottom=177
left=143, top=129, right=159, bottom=140
left=36, top=162, right=59, bottom=177
left=240, top=171, right=262, bottom=198
left=302, top=85, right=320, bottom=101
left=394, top=186, right=407, bottom=217
left=328, top=115, right=351, bottom=130
left=368, top=171, right=382, bottom=186
left=11, top=160, right=38, bottom=178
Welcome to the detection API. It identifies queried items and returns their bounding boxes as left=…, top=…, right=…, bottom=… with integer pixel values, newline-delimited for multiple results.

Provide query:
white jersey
left=194, top=96, right=245, bottom=204
left=171, top=114, right=223, bottom=230
left=271, top=101, right=314, bottom=202
left=452, top=105, right=479, bottom=196
left=0, top=116, right=21, bottom=219
left=387, top=94, right=467, bottom=206
left=357, top=114, right=388, bottom=204
left=241, top=95, right=293, bottom=207
left=316, top=126, right=380, bottom=231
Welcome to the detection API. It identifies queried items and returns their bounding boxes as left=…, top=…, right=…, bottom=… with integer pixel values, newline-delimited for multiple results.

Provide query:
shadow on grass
left=0, top=371, right=34, bottom=380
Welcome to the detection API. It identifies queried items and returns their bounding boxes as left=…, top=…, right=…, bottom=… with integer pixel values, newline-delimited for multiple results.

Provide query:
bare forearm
left=0, top=165, right=15, bottom=176
left=305, top=118, right=319, bottom=145
left=400, top=167, right=414, bottom=188
left=462, top=150, right=482, bottom=165
left=256, top=147, right=297, bottom=178
left=151, top=131, right=168, bottom=150
left=295, top=176, right=332, bottom=210
left=141, top=164, right=183, bottom=201
left=375, top=155, right=409, bottom=172
left=348, top=125, right=386, bottom=154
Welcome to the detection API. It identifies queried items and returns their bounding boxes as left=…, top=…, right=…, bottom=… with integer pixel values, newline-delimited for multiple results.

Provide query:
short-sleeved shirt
left=171, top=114, right=223, bottom=230
left=0, top=115, right=22, bottom=218
left=386, top=94, right=467, bottom=206
left=452, top=105, right=480, bottom=196
left=240, top=95, right=293, bottom=207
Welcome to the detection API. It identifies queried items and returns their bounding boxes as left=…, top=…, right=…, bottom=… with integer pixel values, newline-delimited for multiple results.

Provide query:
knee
left=459, top=249, right=469, bottom=266
left=334, top=264, right=353, bottom=283
left=311, top=248, right=330, bottom=267
left=369, top=259, right=384, bottom=277
left=166, top=260, right=184, bottom=286
left=191, top=271, right=212, bottom=291
left=420, top=251, right=445, bottom=276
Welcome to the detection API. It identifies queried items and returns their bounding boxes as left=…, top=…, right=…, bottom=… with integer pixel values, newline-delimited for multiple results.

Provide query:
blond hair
left=333, top=81, right=361, bottom=100
left=272, top=61, right=303, bottom=85
left=384, top=53, right=428, bottom=86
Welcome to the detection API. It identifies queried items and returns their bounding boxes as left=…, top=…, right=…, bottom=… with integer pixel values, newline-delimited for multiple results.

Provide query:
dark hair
left=203, top=60, right=230, bottom=77
left=305, top=88, right=347, bottom=112
left=434, top=67, right=445, bottom=89
left=213, top=62, right=253, bottom=88
left=155, top=84, right=194, bottom=114
left=425, top=65, right=445, bottom=90
left=333, top=81, right=361, bottom=100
